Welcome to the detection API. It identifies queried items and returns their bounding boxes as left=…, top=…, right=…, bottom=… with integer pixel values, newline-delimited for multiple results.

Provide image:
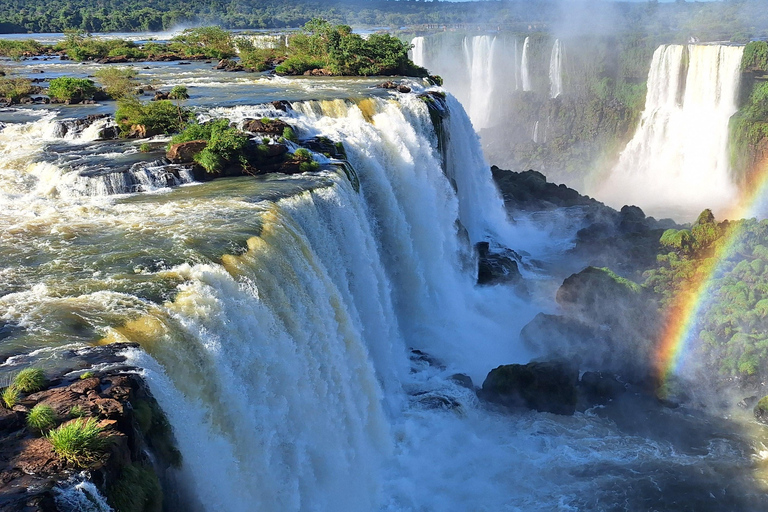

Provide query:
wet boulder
left=476, top=241, right=522, bottom=286
left=478, top=361, right=579, bottom=415
left=578, top=371, right=625, bottom=409
left=754, top=396, right=768, bottom=425
left=243, top=118, right=291, bottom=135
left=167, top=140, right=208, bottom=163
left=215, top=58, right=244, bottom=72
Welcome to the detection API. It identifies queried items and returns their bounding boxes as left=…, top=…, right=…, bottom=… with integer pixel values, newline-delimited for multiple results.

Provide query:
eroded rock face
left=0, top=343, right=182, bottom=512
left=476, top=241, right=522, bottom=286
left=478, top=361, right=579, bottom=415
left=167, top=140, right=208, bottom=163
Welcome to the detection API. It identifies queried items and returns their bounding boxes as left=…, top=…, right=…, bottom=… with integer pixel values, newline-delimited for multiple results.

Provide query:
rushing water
left=549, top=39, right=563, bottom=99
left=598, top=44, right=744, bottom=220
left=2, top=52, right=768, bottom=511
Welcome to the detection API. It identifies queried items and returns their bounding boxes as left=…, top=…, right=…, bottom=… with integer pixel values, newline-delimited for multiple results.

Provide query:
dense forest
left=0, top=0, right=767, bottom=39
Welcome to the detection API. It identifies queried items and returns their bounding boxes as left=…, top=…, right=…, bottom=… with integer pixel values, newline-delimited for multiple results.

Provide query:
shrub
left=0, top=39, right=42, bottom=60
left=47, top=77, right=97, bottom=102
left=293, top=148, right=320, bottom=172
left=115, top=97, right=192, bottom=137
left=47, top=417, right=109, bottom=467
left=168, top=85, right=189, bottom=100
left=139, top=143, right=151, bottom=153
left=170, top=26, right=235, bottom=59
left=2, top=386, right=19, bottom=408
left=0, top=76, right=33, bottom=101
left=14, top=368, right=46, bottom=393
left=27, top=404, right=57, bottom=431
left=94, top=67, right=137, bottom=99
left=195, top=124, right=250, bottom=173
left=79, top=371, right=95, bottom=380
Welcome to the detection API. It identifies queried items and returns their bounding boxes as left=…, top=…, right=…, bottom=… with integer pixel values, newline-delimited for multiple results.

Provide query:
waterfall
left=410, top=36, right=424, bottom=67
left=598, top=44, right=744, bottom=220
left=461, top=35, right=498, bottom=130
left=521, top=36, right=532, bottom=92
left=514, top=38, right=521, bottom=91
left=532, top=121, right=540, bottom=143
left=117, top=94, right=532, bottom=511
left=549, top=39, right=563, bottom=98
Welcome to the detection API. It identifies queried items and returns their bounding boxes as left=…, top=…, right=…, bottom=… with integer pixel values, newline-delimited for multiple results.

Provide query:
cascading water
left=533, top=120, right=540, bottom=143
left=410, top=36, right=424, bottom=67
left=549, top=39, right=563, bottom=98
left=461, top=36, right=498, bottom=130
left=597, top=44, right=744, bottom=220
left=521, top=36, right=532, bottom=92
left=514, top=38, right=521, bottom=91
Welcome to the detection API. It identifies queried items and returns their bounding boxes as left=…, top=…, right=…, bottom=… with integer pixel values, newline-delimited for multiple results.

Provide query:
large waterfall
left=461, top=36, right=499, bottom=130
left=597, top=44, right=744, bottom=219
left=410, top=36, right=424, bottom=67
left=549, top=39, right=563, bottom=98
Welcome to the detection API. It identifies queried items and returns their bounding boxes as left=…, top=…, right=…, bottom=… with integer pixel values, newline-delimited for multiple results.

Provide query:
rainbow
left=655, top=162, right=768, bottom=386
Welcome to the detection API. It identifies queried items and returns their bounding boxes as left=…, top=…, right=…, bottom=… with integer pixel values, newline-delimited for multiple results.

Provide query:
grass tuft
left=27, top=404, right=57, bottom=431
left=14, top=368, right=46, bottom=393
left=2, top=386, right=19, bottom=408
left=46, top=417, right=109, bottom=467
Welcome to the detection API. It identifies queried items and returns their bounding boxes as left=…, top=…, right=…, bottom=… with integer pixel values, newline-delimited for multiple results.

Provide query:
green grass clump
left=14, top=368, right=46, bottom=393
left=2, top=386, right=19, bottom=408
left=46, top=417, right=109, bottom=467
left=80, top=371, right=96, bottom=380
left=27, top=404, right=57, bottom=431
left=69, top=405, right=87, bottom=418
left=282, top=126, right=297, bottom=142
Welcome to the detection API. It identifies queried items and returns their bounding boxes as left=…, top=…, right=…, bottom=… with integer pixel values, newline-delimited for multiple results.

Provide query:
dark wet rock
left=476, top=241, right=522, bottom=286
left=302, top=136, right=346, bottom=159
left=412, top=392, right=461, bottom=410
left=153, top=91, right=169, bottom=101
left=408, top=349, right=446, bottom=370
left=0, top=343, right=182, bottom=511
left=243, top=117, right=291, bottom=135
left=738, top=395, right=759, bottom=409
left=377, top=81, right=398, bottom=89
left=271, top=100, right=291, bottom=112
left=215, top=58, right=244, bottom=72
left=478, top=361, right=579, bottom=415
left=578, top=371, right=625, bottom=409
left=302, top=68, right=333, bottom=76
left=450, top=373, right=474, bottom=390
left=167, top=140, right=208, bottom=163
left=491, top=167, right=597, bottom=210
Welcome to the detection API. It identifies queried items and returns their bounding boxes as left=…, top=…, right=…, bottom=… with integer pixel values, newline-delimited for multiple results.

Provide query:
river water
left=1, top=50, right=768, bottom=511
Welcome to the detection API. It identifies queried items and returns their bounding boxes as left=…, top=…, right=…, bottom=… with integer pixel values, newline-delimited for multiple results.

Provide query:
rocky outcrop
left=377, top=81, right=411, bottom=93
left=0, top=343, right=182, bottom=512
left=478, top=361, right=579, bottom=415
left=755, top=396, right=768, bottom=425
left=476, top=241, right=522, bottom=286
left=242, top=118, right=291, bottom=135
left=491, top=167, right=598, bottom=210
left=167, top=140, right=207, bottom=163
left=214, top=58, right=244, bottom=72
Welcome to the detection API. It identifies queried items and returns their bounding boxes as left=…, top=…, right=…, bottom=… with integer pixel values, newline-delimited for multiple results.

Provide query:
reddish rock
left=167, top=140, right=207, bottom=163
left=243, top=118, right=290, bottom=135
left=67, top=377, right=100, bottom=395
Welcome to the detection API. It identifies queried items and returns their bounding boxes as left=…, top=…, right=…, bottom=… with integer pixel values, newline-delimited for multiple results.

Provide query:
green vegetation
left=2, top=386, right=18, bottom=408
left=171, top=118, right=250, bottom=173
left=643, top=212, right=768, bottom=380
left=275, top=19, right=427, bottom=77
left=47, top=77, right=97, bottom=102
left=26, top=404, right=57, bottom=431
left=107, top=463, right=162, bottom=512
left=69, top=405, right=87, bottom=418
left=0, top=73, right=33, bottom=102
left=79, top=371, right=95, bottom=380
left=14, top=368, right=46, bottom=393
left=115, top=97, right=192, bottom=137
left=169, top=27, right=236, bottom=59
left=292, top=147, right=319, bottom=172
left=742, top=41, right=768, bottom=73
left=730, top=81, right=768, bottom=183
left=57, top=31, right=144, bottom=61
left=168, top=85, right=189, bottom=100
left=0, top=39, right=42, bottom=60
left=94, top=67, right=137, bottom=99
left=46, top=417, right=109, bottom=467
left=282, top=126, right=297, bottom=142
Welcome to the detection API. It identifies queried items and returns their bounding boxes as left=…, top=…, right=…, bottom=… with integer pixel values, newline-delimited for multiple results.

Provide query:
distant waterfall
left=598, top=44, right=744, bottom=220
left=461, top=35, right=498, bottom=130
left=514, top=39, right=521, bottom=91
left=532, top=120, right=540, bottom=143
left=521, top=37, right=532, bottom=92
left=410, top=36, right=424, bottom=67
left=549, top=39, right=563, bottom=98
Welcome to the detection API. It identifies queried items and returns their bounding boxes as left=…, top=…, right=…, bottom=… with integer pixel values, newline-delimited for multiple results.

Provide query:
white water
left=521, top=36, right=532, bottom=92
left=598, top=44, right=744, bottom=220
left=549, top=39, right=563, bottom=98
left=461, top=36, right=498, bottom=130
left=410, top=36, right=424, bottom=68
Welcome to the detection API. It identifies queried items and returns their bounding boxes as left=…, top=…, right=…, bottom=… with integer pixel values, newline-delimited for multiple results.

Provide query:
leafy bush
left=94, top=67, right=137, bottom=99
left=170, top=26, right=235, bottom=59
left=57, top=32, right=143, bottom=61
left=172, top=118, right=252, bottom=173
left=47, top=77, right=97, bottom=102
left=27, top=404, right=57, bottom=431
left=742, top=41, right=768, bottom=72
left=14, top=368, right=46, bottom=393
left=293, top=147, right=320, bottom=172
left=46, top=417, right=109, bottom=467
left=0, top=39, right=42, bottom=60
left=2, top=386, right=18, bottom=408
left=0, top=76, right=33, bottom=101
left=115, top=97, right=192, bottom=137
left=168, top=85, right=189, bottom=100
